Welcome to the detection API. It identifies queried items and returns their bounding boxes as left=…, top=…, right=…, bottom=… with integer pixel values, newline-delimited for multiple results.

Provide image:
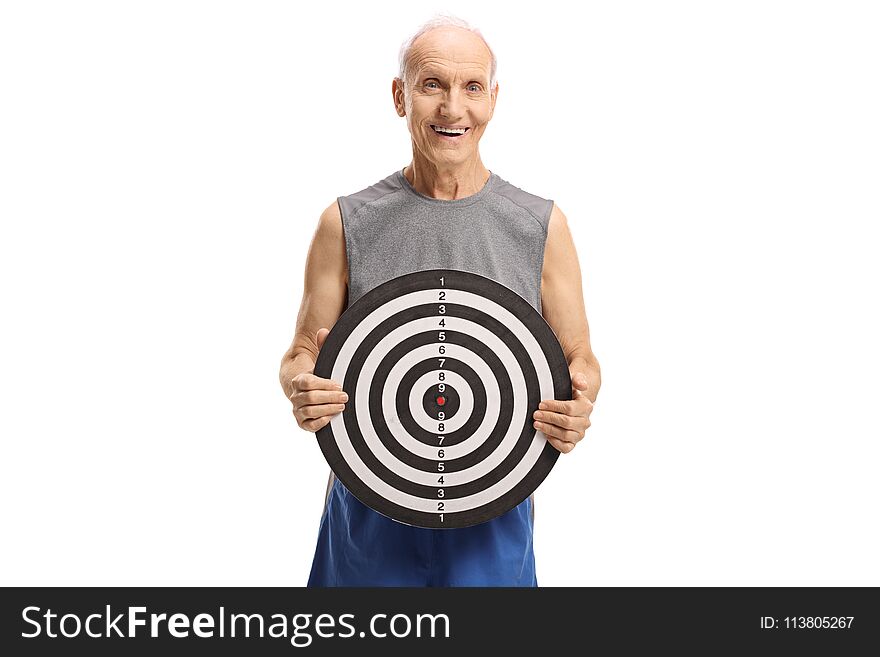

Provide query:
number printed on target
left=436, top=278, right=448, bottom=520
left=312, top=269, right=572, bottom=529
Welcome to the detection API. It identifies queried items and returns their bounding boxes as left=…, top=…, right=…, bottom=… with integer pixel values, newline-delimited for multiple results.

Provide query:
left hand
left=533, top=371, right=594, bottom=453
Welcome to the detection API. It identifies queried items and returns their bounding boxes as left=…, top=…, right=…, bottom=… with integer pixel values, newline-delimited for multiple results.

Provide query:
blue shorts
left=307, top=475, right=538, bottom=587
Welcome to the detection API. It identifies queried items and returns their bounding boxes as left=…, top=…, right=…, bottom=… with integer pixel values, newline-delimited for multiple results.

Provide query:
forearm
left=279, top=351, right=316, bottom=401
left=568, top=353, right=601, bottom=403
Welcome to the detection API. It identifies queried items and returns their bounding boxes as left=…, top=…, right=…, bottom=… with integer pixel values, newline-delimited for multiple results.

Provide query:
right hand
left=289, top=327, right=348, bottom=432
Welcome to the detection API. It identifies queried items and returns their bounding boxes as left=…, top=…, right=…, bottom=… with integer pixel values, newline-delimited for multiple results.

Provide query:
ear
left=392, top=77, right=406, bottom=117
left=489, top=81, right=499, bottom=119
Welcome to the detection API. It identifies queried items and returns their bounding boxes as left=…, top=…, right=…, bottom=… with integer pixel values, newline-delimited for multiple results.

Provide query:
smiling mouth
left=431, top=125, right=470, bottom=138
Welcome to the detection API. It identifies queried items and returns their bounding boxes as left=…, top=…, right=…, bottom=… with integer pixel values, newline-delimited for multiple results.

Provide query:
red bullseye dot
left=436, top=396, right=446, bottom=406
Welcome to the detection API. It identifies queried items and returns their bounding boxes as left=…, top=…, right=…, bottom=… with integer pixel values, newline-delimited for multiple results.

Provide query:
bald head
left=398, top=20, right=497, bottom=92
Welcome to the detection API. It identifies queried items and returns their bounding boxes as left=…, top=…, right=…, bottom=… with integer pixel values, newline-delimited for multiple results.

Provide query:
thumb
left=316, top=327, right=330, bottom=351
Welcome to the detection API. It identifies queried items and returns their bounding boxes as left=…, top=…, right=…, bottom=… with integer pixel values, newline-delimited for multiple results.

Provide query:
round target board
left=313, top=268, right=571, bottom=529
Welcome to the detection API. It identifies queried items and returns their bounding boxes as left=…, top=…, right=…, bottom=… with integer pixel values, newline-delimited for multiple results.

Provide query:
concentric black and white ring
left=314, top=269, right=571, bottom=529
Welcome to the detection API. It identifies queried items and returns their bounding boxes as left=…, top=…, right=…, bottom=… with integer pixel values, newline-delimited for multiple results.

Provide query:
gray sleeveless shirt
left=338, top=168, right=554, bottom=315
left=324, top=168, right=554, bottom=516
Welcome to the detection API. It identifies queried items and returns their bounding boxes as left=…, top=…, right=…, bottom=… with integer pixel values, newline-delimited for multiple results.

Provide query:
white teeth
left=432, top=126, right=467, bottom=135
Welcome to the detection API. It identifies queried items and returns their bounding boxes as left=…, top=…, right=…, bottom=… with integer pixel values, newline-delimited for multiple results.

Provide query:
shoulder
left=316, top=199, right=343, bottom=236
left=542, top=202, right=578, bottom=278
left=546, top=202, right=574, bottom=246
left=489, top=173, right=554, bottom=231
left=547, top=202, right=568, bottom=232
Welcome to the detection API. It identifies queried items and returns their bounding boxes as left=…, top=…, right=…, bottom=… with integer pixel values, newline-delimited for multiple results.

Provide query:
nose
left=439, top=87, right=464, bottom=121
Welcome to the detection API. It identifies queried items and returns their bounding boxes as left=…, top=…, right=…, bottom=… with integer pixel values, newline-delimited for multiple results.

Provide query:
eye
left=468, top=83, right=482, bottom=92
left=425, top=80, right=439, bottom=89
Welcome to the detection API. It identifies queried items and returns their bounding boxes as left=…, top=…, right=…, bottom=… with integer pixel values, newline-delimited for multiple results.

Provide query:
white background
left=1, top=0, right=877, bottom=586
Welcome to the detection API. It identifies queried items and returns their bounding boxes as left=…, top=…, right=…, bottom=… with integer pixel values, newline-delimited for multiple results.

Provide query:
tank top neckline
left=396, top=167, right=496, bottom=207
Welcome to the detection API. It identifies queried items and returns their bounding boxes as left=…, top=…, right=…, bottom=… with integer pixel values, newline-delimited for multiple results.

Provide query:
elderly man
left=279, top=16, right=600, bottom=586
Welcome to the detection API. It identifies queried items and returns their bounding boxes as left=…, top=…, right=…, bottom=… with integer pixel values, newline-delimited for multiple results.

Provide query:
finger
left=538, top=396, right=592, bottom=416
left=316, top=327, right=330, bottom=351
left=537, top=398, right=578, bottom=415
left=533, top=409, right=580, bottom=431
left=295, top=389, right=349, bottom=406
left=581, top=396, right=596, bottom=417
left=302, top=415, right=333, bottom=432
left=296, top=372, right=344, bottom=392
left=298, top=402, right=346, bottom=420
left=547, top=436, right=575, bottom=454
left=534, top=420, right=582, bottom=444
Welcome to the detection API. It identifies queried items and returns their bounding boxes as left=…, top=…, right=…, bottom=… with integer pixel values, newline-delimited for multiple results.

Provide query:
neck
left=403, top=158, right=491, bottom=200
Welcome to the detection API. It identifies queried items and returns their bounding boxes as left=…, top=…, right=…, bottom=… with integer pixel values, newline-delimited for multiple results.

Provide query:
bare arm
left=279, top=200, right=349, bottom=427
left=540, top=202, right=601, bottom=399
left=534, top=203, right=601, bottom=452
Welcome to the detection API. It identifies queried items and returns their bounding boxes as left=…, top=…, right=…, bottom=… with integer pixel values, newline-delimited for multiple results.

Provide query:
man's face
left=394, top=27, right=497, bottom=168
